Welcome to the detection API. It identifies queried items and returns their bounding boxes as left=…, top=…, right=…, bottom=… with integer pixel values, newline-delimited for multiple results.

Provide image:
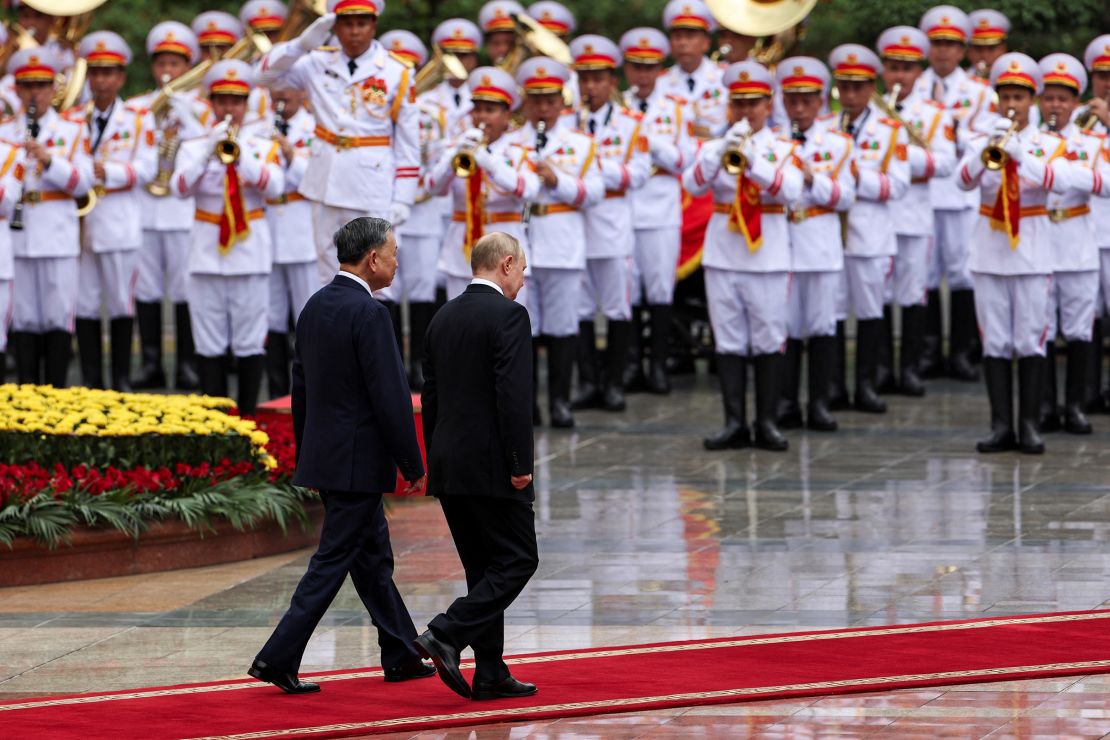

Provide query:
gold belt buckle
left=93, top=184, right=105, bottom=197
left=273, top=194, right=288, bottom=205
left=529, top=204, right=548, bottom=217
left=1048, top=208, right=1067, bottom=223
left=788, top=209, right=807, bottom=224
left=25, top=191, right=41, bottom=204
left=334, top=134, right=352, bottom=150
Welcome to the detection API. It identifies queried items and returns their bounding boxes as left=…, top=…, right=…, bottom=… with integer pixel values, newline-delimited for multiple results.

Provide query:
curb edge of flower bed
left=0, top=502, right=324, bottom=588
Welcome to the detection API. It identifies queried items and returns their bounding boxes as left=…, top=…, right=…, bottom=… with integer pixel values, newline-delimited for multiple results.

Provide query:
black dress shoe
left=549, top=400, right=575, bottom=428
left=414, top=630, right=471, bottom=699
left=384, top=658, right=436, bottom=682
left=601, top=384, right=626, bottom=412
left=248, top=659, right=320, bottom=694
left=472, top=675, right=538, bottom=701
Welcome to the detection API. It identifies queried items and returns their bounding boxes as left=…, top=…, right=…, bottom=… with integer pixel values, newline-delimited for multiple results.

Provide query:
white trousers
left=268, top=261, right=318, bottom=332
left=890, top=234, right=930, bottom=308
left=630, top=227, right=680, bottom=305
left=788, top=271, right=839, bottom=339
left=705, top=267, right=789, bottom=356
left=77, top=249, right=138, bottom=320
left=12, top=256, right=77, bottom=333
left=136, top=229, right=190, bottom=303
left=376, top=232, right=439, bottom=303
left=447, top=275, right=538, bottom=335
left=839, top=255, right=893, bottom=321
left=0, top=279, right=11, bottom=352
left=973, top=272, right=1051, bottom=359
left=1046, top=270, right=1099, bottom=342
left=187, top=273, right=269, bottom=357
left=312, top=202, right=365, bottom=287
left=578, top=256, right=632, bottom=321
left=529, top=267, right=583, bottom=337
left=928, top=208, right=974, bottom=290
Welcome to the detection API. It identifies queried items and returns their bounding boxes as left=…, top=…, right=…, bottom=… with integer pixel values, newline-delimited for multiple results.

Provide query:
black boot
left=265, top=331, right=290, bottom=399
left=174, top=303, right=199, bottom=390
left=919, top=288, right=944, bottom=378
left=236, top=354, right=265, bottom=416
left=407, top=302, right=435, bottom=391
left=775, top=338, right=803, bottom=429
left=623, top=305, right=647, bottom=393
left=1039, top=341, right=1061, bottom=432
left=1085, top=318, right=1106, bottom=413
left=874, top=304, right=897, bottom=394
left=646, top=304, right=673, bottom=394
left=197, top=354, right=229, bottom=398
left=109, top=317, right=133, bottom=392
left=753, top=353, right=788, bottom=451
left=75, top=318, right=104, bottom=389
left=43, top=330, right=72, bottom=388
left=948, top=289, right=980, bottom=381
left=602, top=319, right=632, bottom=411
left=806, top=335, right=838, bottom=431
left=899, top=305, right=927, bottom=397
left=703, top=354, right=750, bottom=450
left=853, top=319, right=887, bottom=413
left=1064, top=340, right=1093, bottom=434
left=977, top=357, right=1017, bottom=453
left=133, top=301, right=165, bottom=389
left=548, top=335, right=575, bottom=428
left=12, top=331, right=42, bottom=384
left=532, top=338, right=542, bottom=427
left=570, top=320, right=601, bottom=410
left=828, top=320, right=851, bottom=410
left=1018, top=356, right=1046, bottom=454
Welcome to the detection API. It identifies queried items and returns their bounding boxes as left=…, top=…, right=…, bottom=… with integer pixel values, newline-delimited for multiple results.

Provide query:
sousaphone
left=706, top=0, right=817, bottom=64
left=19, top=0, right=110, bottom=110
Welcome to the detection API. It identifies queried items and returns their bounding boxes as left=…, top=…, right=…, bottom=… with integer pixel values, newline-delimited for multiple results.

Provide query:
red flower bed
left=254, top=417, right=296, bottom=482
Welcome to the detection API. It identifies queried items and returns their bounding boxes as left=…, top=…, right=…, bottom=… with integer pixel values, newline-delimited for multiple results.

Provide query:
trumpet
left=214, top=115, right=241, bottom=165
left=273, top=99, right=289, bottom=137
left=452, top=123, right=487, bottom=178
left=721, top=124, right=754, bottom=176
left=981, top=108, right=1018, bottom=171
left=1075, top=95, right=1107, bottom=131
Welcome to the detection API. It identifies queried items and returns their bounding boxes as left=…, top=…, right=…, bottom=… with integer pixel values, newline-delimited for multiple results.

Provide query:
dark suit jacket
left=421, top=283, right=534, bottom=501
left=291, top=274, right=424, bottom=493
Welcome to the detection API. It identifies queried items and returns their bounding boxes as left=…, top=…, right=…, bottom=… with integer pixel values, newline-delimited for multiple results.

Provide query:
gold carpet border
left=186, top=659, right=1110, bottom=740
left=4, top=611, right=1109, bottom=713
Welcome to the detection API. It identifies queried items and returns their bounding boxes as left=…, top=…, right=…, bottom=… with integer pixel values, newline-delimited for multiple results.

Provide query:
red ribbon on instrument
left=219, top=162, right=251, bottom=254
left=463, top=168, right=485, bottom=262
left=729, top=173, right=763, bottom=253
left=987, top=158, right=1020, bottom=250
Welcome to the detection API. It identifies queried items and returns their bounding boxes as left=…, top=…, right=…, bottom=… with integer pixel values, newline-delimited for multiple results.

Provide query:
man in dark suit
left=249, top=217, right=434, bottom=693
left=415, top=231, right=540, bottom=701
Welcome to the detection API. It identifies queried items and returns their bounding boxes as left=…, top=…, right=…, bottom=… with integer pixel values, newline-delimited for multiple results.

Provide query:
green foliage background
left=55, top=0, right=1110, bottom=95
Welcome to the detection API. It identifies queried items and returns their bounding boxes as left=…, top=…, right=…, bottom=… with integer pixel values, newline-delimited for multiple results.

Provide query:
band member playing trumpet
left=1036, top=53, right=1110, bottom=434
left=774, top=57, right=856, bottom=433
left=171, top=59, right=285, bottom=415
left=956, top=53, right=1074, bottom=454
left=966, top=9, right=1011, bottom=81
left=685, top=60, right=802, bottom=452
left=71, top=31, right=157, bottom=392
left=3, top=47, right=93, bottom=388
left=566, top=35, right=650, bottom=414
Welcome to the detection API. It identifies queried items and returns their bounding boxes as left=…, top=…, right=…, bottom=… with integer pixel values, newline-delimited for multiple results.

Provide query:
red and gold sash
left=987, top=159, right=1020, bottom=249
left=729, top=173, right=763, bottom=252
left=218, top=162, right=251, bottom=254
left=462, top=169, right=485, bottom=262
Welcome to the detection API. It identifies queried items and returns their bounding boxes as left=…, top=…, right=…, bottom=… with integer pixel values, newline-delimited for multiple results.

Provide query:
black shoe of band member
left=776, top=338, right=803, bottom=429
left=109, top=317, right=134, bottom=392
left=919, top=288, right=945, bottom=378
left=646, top=304, right=673, bottom=394
left=753, top=352, right=788, bottom=451
left=898, top=305, right=927, bottom=398
left=132, top=301, right=165, bottom=389
left=977, top=357, right=1018, bottom=453
left=1064, top=340, right=1093, bottom=434
left=75, top=318, right=104, bottom=389
left=874, top=304, right=897, bottom=394
left=828, top=321, right=851, bottom=410
left=704, top=353, right=751, bottom=450
left=601, top=319, right=632, bottom=411
left=806, top=335, right=839, bottom=432
left=948, top=289, right=981, bottom=382
left=853, top=319, right=887, bottom=414
left=570, top=320, right=601, bottom=410
left=547, top=336, right=576, bottom=428
left=1017, top=356, right=1045, bottom=454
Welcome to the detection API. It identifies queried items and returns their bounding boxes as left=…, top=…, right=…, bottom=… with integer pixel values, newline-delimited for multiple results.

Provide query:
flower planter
left=0, top=502, right=323, bottom=588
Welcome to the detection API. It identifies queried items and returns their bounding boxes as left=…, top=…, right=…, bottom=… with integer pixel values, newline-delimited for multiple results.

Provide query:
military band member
left=427, top=19, right=482, bottom=136
left=775, top=57, right=856, bottom=432
left=479, top=0, right=525, bottom=68
left=916, top=5, right=993, bottom=381
left=192, top=10, right=244, bottom=63
left=877, top=27, right=957, bottom=398
left=263, top=84, right=317, bottom=399
left=957, top=53, right=1073, bottom=454
left=687, top=61, right=802, bottom=452
left=528, top=1, right=575, bottom=37
left=513, top=57, right=604, bottom=428
left=172, top=59, right=285, bottom=415
left=967, top=9, right=1010, bottom=80
left=72, top=32, right=158, bottom=392
left=4, top=48, right=93, bottom=387
left=240, top=0, right=290, bottom=124
left=1037, top=53, right=1109, bottom=434
left=129, top=22, right=210, bottom=391
left=658, top=0, right=727, bottom=140
left=621, top=28, right=695, bottom=395
left=1083, top=35, right=1110, bottom=410
left=256, top=0, right=421, bottom=286
left=567, top=35, right=650, bottom=413
left=0, top=139, right=22, bottom=382
left=827, top=44, right=911, bottom=414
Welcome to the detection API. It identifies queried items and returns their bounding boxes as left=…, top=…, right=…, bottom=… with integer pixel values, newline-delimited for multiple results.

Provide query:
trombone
left=452, top=123, right=487, bottom=178
left=870, top=83, right=929, bottom=149
left=721, top=123, right=755, bottom=175
left=148, top=33, right=272, bottom=118
left=981, top=108, right=1018, bottom=171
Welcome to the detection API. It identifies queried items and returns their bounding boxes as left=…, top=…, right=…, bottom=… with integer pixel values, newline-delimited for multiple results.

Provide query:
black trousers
left=256, top=491, right=419, bottom=673
left=430, top=495, right=539, bottom=684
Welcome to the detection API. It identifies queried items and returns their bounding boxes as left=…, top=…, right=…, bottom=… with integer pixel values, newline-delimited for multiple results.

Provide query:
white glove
left=168, top=92, right=199, bottom=127
left=207, top=117, right=232, bottom=147
left=389, top=201, right=411, bottom=227
left=1002, top=129, right=1024, bottom=163
left=458, top=127, right=485, bottom=152
left=297, top=13, right=335, bottom=52
left=472, top=143, right=496, bottom=170
left=725, top=119, right=751, bottom=145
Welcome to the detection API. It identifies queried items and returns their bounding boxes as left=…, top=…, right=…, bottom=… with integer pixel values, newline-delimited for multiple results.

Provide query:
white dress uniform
left=659, top=1, right=727, bottom=140
left=1083, top=38, right=1110, bottom=319
left=256, top=3, right=420, bottom=285
left=0, top=141, right=22, bottom=360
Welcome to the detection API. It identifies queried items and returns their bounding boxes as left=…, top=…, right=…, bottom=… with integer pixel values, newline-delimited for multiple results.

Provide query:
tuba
left=277, top=0, right=327, bottom=44
left=413, top=46, right=469, bottom=96
left=494, top=11, right=572, bottom=76
left=8, top=0, right=110, bottom=111
left=981, top=108, right=1018, bottom=171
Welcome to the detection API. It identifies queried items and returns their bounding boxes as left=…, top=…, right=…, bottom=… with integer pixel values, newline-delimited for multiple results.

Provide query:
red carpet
left=5, top=610, right=1110, bottom=739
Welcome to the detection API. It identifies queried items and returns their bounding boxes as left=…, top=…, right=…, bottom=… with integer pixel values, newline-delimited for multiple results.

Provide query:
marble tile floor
left=5, top=372, right=1110, bottom=736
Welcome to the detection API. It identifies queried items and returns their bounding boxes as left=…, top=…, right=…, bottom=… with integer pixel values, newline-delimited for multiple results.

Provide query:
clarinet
left=521, top=120, right=547, bottom=230
left=11, top=100, right=39, bottom=232
left=274, top=99, right=289, bottom=137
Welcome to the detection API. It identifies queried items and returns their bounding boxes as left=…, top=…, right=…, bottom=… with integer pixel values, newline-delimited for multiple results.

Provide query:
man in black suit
left=249, top=217, right=434, bottom=693
left=415, top=232, right=540, bottom=701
